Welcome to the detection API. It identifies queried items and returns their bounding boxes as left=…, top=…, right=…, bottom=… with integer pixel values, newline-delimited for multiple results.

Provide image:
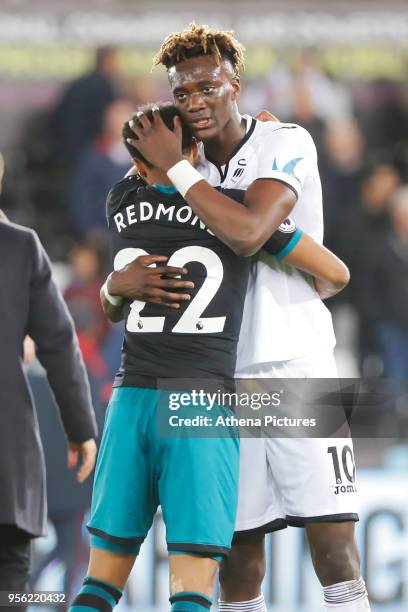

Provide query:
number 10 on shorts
left=328, top=445, right=356, bottom=485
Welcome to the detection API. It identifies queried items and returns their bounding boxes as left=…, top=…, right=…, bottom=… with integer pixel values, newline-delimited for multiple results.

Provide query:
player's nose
left=187, top=92, right=206, bottom=112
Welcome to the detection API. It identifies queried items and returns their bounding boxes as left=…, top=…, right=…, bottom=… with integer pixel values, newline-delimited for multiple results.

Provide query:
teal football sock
left=69, top=576, right=122, bottom=611
left=170, top=591, right=212, bottom=610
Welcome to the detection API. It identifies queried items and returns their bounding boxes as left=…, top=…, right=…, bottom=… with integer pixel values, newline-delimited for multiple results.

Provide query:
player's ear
left=231, top=76, right=240, bottom=99
left=132, top=158, right=148, bottom=179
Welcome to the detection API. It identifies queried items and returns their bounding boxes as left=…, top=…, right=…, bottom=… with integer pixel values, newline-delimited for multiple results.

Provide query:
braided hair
left=153, top=23, right=245, bottom=74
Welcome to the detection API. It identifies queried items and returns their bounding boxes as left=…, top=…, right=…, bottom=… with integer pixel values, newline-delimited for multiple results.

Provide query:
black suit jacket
left=0, top=221, right=97, bottom=536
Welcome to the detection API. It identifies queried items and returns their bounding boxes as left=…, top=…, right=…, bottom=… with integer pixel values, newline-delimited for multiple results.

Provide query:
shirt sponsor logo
left=334, top=483, right=358, bottom=495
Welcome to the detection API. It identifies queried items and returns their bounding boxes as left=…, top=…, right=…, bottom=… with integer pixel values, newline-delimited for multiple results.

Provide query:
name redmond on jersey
left=113, top=201, right=214, bottom=234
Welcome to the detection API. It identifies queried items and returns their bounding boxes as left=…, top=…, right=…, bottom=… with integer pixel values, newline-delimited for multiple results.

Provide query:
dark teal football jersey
left=107, top=175, right=300, bottom=385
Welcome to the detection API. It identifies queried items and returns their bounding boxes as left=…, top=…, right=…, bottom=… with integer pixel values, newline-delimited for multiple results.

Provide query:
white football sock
left=323, top=577, right=371, bottom=610
left=219, top=593, right=267, bottom=611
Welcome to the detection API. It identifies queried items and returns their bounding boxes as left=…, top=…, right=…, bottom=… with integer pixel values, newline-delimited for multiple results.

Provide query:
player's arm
left=100, top=275, right=127, bottom=323
left=127, top=111, right=296, bottom=257
left=100, top=254, right=195, bottom=318
left=284, top=235, right=350, bottom=299
left=183, top=178, right=296, bottom=257
left=263, top=221, right=350, bottom=299
left=104, top=173, right=195, bottom=314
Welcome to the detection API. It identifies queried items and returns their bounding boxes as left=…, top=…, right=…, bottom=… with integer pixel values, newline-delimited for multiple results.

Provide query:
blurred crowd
left=2, top=45, right=408, bottom=393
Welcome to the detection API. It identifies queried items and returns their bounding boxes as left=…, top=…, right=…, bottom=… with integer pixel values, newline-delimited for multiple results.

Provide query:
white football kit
left=197, top=116, right=359, bottom=531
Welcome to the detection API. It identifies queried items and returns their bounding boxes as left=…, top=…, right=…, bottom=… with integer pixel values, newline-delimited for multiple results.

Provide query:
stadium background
left=1, top=0, right=407, bottom=610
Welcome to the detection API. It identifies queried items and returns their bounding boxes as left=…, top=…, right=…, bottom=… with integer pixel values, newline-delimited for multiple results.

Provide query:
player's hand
left=67, top=439, right=97, bottom=483
left=107, top=254, right=194, bottom=309
left=126, top=108, right=183, bottom=171
left=255, top=110, right=279, bottom=122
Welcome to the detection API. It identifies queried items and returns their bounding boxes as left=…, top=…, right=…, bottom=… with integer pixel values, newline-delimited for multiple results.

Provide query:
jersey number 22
left=114, top=246, right=226, bottom=334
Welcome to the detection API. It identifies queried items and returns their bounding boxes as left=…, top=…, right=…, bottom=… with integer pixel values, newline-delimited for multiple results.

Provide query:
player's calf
left=306, top=522, right=371, bottom=611
left=306, top=522, right=360, bottom=586
left=69, top=547, right=136, bottom=611
left=219, top=533, right=267, bottom=611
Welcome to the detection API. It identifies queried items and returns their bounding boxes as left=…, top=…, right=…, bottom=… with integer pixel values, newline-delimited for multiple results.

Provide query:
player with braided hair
left=123, top=23, right=370, bottom=612
left=153, top=23, right=245, bottom=73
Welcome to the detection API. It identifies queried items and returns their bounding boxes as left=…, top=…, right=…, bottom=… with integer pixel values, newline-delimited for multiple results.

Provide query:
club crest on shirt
left=231, top=158, right=247, bottom=182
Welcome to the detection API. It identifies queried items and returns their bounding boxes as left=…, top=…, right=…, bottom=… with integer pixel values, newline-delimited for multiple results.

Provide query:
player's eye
left=203, top=87, right=215, bottom=94
left=175, top=93, right=187, bottom=102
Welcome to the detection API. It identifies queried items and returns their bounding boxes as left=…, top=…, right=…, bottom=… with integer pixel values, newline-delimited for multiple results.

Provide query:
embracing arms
left=127, top=110, right=296, bottom=256
left=183, top=178, right=296, bottom=256
left=100, top=228, right=350, bottom=323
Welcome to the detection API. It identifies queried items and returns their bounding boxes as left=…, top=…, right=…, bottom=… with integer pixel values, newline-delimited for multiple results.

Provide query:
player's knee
left=312, top=539, right=360, bottom=586
left=220, top=542, right=265, bottom=600
left=169, top=554, right=218, bottom=597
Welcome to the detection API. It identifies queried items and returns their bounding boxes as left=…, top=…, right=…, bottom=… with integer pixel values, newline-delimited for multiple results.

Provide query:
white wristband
left=102, top=280, right=123, bottom=307
left=166, top=160, right=204, bottom=198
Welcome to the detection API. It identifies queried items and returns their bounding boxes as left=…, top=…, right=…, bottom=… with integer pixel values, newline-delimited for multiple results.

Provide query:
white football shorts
left=234, top=352, right=359, bottom=533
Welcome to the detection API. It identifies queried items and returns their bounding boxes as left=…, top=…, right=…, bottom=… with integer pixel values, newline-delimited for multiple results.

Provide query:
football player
left=124, top=24, right=369, bottom=612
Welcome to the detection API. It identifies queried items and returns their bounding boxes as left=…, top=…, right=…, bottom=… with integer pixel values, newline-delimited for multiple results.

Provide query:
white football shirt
left=196, top=116, right=336, bottom=367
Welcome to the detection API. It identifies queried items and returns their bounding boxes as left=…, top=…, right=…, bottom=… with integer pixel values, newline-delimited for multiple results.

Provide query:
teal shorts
left=87, top=387, right=239, bottom=558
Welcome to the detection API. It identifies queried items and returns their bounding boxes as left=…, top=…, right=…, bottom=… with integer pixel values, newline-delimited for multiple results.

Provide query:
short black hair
left=122, top=102, right=194, bottom=168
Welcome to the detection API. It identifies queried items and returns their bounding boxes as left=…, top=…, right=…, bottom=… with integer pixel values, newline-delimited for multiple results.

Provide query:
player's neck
left=145, top=170, right=178, bottom=194
left=202, top=112, right=246, bottom=166
left=144, top=168, right=173, bottom=187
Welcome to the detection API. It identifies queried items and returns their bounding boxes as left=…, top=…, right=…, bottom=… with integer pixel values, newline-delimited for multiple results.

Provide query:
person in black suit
left=0, top=154, right=98, bottom=594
